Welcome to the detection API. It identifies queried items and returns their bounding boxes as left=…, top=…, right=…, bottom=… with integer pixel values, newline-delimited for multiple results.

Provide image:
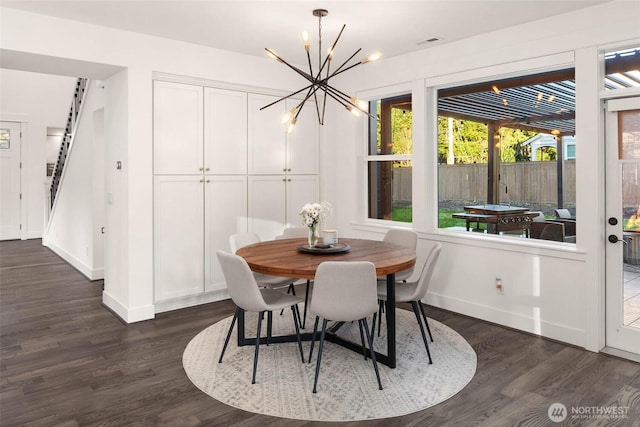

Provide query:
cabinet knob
left=283, top=168, right=287, bottom=172
left=206, top=179, right=211, bottom=183
left=288, top=168, right=291, bottom=172
left=287, top=178, right=291, bottom=182
left=199, top=167, right=204, bottom=171
left=199, top=179, right=204, bottom=183
left=282, top=178, right=286, bottom=182
left=205, top=167, right=210, bottom=171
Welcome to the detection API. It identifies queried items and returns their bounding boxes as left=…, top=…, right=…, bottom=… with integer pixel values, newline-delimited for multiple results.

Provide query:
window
left=367, top=94, right=412, bottom=222
left=437, top=69, right=577, bottom=242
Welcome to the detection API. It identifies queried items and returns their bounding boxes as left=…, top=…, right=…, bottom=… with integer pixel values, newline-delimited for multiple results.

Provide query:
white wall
left=0, top=69, right=76, bottom=238
left=44, top=83, right=104, bottom=280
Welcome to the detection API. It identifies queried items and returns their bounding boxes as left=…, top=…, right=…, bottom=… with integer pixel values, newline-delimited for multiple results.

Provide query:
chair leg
left=418, top=301, right=434, bottom=342
left=411, top=301, right=432, bottom=364
left=292, top=304, right=302, bottom=332
left=219, top=307, right=240, bottom=363
left=377, top=299, right=384, bottom=337
left=308, top=316, right=320, bottom=363
left=291, top=305, right=305, bottom=363
left=266, top=311, right=272, bottom=346
left=370, top=312, right=377, bottom=345
left=312, top=318, right=329, bottom=393
left=301, top=280, right=310, bottom=329
left=252, top=311, right=264, bottom=384
left=357, top=319, right=367, bottom=360
left=280, top=282, right=296, bottom=315
left=361, top=318, right=383, bottom=390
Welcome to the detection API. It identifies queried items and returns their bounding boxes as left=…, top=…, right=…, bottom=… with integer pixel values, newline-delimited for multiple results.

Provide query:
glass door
left=605, top=97, right=640, bottom=356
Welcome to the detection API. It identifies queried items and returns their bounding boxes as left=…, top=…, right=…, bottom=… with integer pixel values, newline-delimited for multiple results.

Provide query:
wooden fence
left=392, top=160, right=576, bottom=204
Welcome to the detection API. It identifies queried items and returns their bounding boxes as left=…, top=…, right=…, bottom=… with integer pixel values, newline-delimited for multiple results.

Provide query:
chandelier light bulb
left=287, top=117, right=297, bottom=134
left=265, top=48, right=282, bottom=62
left=346, top=105, right=361, bottom=117
left=302, top=31, right=310, bottom=51
left=351, top=97, right=368, bottom=112
left=281, top=106, right=299, bottom=124
left=361, top=52, right=382, bottom=63
left=327, top=47, right=334, bottom=59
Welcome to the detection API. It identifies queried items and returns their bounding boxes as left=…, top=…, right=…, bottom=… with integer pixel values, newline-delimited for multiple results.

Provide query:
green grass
left=439, top=209, right=467, bottom=228
left=392, top=206, right=412, bottom=222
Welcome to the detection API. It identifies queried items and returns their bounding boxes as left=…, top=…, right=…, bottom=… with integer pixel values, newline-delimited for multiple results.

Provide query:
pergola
left=437, top=48, right=640, bottom=207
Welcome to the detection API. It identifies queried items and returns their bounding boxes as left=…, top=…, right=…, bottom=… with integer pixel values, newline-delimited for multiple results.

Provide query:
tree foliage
left=437, top=116, right=537, bottom=164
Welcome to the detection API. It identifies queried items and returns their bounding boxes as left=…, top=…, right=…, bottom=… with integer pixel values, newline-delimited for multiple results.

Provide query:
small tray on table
left=296, top=243, right=351, bottom=254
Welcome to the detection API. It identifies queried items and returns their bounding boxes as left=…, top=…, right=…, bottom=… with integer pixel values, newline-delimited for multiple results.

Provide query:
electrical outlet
left=495, top=277, right=504, bottom=294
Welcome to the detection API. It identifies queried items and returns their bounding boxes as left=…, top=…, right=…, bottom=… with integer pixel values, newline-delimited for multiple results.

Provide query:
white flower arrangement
left=299, top=201, right=333, bottom=228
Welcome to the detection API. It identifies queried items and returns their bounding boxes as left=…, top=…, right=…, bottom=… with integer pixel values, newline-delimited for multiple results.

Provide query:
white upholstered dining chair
left=378, top=229, right=418, bottom=283
left=216, top=250, right=305, bottom=384
left=308, top=261, right=383, bottom=393
left=229, top=232, right=297, bottom=292
left=373, top=243, right=442, bottom=365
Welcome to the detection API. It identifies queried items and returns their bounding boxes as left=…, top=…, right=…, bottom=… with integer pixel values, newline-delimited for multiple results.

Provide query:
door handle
left=608, top=234, right=628, bottom=244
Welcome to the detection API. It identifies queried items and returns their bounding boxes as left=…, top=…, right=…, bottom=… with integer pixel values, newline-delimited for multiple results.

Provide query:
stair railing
left=49, top=78, right=89, bottom=209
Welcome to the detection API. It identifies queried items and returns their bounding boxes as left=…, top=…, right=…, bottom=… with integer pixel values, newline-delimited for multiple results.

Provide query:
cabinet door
left=153, top=81, right=203, bottom=175
left=154, top=175, right=204, bottom=301
left=248, top=94, right=286, bottom=174
left=286, top=175, right=320, bottom=227
left=204, top=88, right=247, bottom=174
left=248, top=175, right=286, bottom=240
left=286, top=99, right=319, bottom=174
left=204, top=175, right=247, bottom=292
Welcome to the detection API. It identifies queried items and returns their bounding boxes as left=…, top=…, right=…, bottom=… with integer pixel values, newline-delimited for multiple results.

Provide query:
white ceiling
left=1, top=0, right=612, bottom=63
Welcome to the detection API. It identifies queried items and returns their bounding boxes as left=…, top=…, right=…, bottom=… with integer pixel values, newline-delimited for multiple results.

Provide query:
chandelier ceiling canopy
left=262, top=9, right=381, bottom=134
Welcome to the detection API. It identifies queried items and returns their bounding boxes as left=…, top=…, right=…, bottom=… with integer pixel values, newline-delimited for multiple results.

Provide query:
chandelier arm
left=328, top=48, right=362, bottom=77
left=259, top=84, right=314, bottom=111
left=304, top=49, right=323, bottom=123
left=315, top=24, right=346, bottom=80
left=293, top=86, right=318, bottom=119
left=265, top=48, right=314, bottom=82
left=321, top=84, right=329, bottom=125
left=325, top=85, right=376, bottom=119
left=327, top=59, right=364, bottom=81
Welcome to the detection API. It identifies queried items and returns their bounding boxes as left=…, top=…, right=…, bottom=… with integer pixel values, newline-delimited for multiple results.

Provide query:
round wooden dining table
left=235, top=237, right=416, bottom=368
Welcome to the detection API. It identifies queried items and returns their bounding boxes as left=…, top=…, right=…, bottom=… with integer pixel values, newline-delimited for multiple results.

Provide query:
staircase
left=49, top=78, right=89, bottom=209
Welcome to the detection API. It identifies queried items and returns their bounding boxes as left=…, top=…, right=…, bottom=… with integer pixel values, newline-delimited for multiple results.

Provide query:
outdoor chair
left=555, top=208, right=572, bottom=219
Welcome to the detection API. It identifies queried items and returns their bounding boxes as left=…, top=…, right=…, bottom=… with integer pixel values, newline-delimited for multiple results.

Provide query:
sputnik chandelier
left=261, top=9, right=381, bottom=134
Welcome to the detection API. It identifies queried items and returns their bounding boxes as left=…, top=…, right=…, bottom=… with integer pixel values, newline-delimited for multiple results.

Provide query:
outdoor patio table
left=459, top=204, right=538, bottom=235
left=235, top=237, right=416, bottom=369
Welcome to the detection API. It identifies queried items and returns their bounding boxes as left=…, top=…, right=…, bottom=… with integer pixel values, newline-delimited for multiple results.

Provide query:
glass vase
left=308, top=224, right=319, bottom=247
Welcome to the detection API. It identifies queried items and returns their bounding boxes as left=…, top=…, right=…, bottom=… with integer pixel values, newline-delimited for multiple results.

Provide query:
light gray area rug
left=183, top=308, right=476, bottom=422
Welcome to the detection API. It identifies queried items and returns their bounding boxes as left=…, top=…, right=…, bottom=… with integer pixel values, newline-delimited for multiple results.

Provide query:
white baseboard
left=102, top=291, right=155, bottom=323
left=425, top=292, right=586, bottom=348
left=154, top=289, right=230, bottom=314
left=43, top=240, right=103, bottom=280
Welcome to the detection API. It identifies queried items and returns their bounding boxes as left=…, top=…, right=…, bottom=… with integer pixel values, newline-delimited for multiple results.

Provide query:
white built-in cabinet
left=247, top=94, right=319, bottom=239
left=153, top=82, right=319, bottom=309
left=153, top=81, right=249, bottom=305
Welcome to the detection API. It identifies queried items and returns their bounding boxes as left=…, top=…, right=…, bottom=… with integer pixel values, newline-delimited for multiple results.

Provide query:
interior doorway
left=0, top=121, right=23, bottom=240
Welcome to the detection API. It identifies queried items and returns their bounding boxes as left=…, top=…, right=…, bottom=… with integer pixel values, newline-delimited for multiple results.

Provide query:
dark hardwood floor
left=1, top=239, right=639, bottom=426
